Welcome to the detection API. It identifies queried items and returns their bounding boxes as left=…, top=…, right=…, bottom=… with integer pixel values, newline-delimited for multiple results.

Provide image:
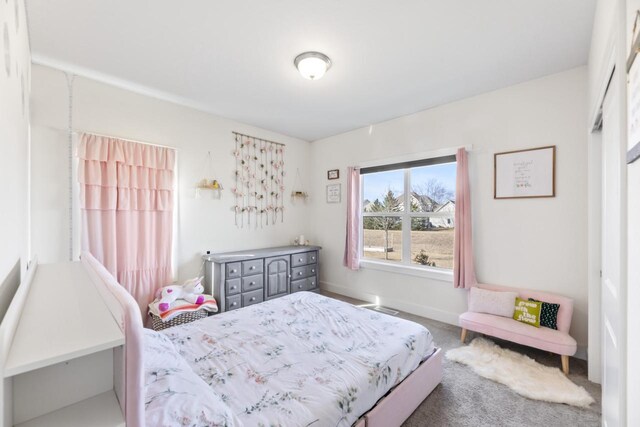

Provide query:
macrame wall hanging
left=231, top=132, right=285, bottom=228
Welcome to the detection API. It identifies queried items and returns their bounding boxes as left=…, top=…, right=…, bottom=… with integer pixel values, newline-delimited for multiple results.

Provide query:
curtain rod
left=232, top=131, right=286, bottom=147
left=74, top=130, right=178, bottom=151
left=357, top=144, right=472, bottom=169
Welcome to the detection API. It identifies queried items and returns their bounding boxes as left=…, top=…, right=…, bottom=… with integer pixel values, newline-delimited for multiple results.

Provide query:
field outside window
left=362, top=160, right=456, bottom=270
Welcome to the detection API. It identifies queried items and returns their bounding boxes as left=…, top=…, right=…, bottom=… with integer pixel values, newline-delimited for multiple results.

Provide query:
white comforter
left=144, top=291, right=435, bottom=427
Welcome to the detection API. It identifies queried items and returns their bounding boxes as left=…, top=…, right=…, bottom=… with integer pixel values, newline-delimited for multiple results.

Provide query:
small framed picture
left=327, top=169, right=340, bottom=180
left=326, top=184, right=341, bottom=203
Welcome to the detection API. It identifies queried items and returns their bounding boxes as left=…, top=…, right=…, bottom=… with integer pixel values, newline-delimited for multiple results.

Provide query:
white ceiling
left=26, top=0, right=596, bottom=141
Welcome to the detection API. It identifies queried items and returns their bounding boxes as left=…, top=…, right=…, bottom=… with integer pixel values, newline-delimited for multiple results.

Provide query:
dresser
left=203, top=245, right=321, bottom=312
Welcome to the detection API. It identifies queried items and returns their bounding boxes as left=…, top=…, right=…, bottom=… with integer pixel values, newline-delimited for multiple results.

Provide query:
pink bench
left=458, top=283, right=577, bottom=374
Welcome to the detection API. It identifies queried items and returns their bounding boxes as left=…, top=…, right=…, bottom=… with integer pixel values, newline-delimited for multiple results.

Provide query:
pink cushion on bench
left=459, top=311, right=577, bottom=355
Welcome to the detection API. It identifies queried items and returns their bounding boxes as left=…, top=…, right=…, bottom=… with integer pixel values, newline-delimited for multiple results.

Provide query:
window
left=361, top=156, right=456, bottom=270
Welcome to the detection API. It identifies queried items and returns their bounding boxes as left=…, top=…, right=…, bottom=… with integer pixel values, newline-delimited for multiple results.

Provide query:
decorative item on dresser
left=203, top=245, right=321, bottom=312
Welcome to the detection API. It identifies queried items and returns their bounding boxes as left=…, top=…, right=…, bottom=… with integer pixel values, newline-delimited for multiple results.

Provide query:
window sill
left=359, top=259, right=453, bottom=283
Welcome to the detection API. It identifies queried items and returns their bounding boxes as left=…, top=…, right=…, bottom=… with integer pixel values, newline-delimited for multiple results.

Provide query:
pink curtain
left=454, top=148, right=477, bottom=288
left=343, top=166, right=361, bottom=270
left=78, top=133, right=175, bottom=317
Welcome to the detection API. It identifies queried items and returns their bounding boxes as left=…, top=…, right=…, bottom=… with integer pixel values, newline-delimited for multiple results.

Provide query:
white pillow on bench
left=468, top=287, right=518, bottom=318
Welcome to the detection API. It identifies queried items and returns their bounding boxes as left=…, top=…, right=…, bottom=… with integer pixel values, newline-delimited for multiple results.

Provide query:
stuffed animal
left=157, top=276, right=205, bottom=312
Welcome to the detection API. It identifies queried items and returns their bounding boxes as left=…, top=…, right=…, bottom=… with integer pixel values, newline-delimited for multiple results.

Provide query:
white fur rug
left=445, top=337, right=594, bottom=407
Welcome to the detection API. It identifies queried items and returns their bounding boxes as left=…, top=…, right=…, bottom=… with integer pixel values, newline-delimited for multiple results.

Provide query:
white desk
left=3, top=262, right=125, bottom=426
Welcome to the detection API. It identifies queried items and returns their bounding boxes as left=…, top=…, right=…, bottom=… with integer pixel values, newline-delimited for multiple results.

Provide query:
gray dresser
left=203, top=245, right=321, bottom=312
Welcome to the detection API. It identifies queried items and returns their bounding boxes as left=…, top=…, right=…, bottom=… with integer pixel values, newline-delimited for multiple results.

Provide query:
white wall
left=310, top=67, right=589, bottom=353
left=30, top=64, right=313, bottom=282
left=0, top=2, right=30, bottom=425
left=0, top=0, right=30, bottom=287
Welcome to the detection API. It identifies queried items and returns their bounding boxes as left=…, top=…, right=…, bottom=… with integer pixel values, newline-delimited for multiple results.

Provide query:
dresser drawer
left=291, top=253, right=308, bottom=267
left=225, top=278, right=241, bottom=295
left=291, top=277, right=317, bottom=293
left=291, top=278, right=307, bottom=293
left=291, top=265, right=308, bottom=280
left=292, top=264, right=317, bottom=280
left=307, top=251, right=318, bottom=264
left=226, top=294, right=241, bottom=311
left=242, top=259, right=263, bottom=276
left=242, top=289, right=264, bottom=307
left=291, top=251, right=318, bottom=267
left=242, top=275, right=263, bottom=292
left=226, top=262, right=241, bottom=279
left=307, top=275, right=318, bottom=290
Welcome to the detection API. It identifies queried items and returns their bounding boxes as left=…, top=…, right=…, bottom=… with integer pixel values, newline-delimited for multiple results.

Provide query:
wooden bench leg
left=460, top=328, right=467, bottom=344
left=561, top=355, right=569, bottom=375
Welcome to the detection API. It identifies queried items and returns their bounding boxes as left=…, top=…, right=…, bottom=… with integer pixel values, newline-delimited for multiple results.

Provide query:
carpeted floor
left=321, top=291, right=602, bottom=427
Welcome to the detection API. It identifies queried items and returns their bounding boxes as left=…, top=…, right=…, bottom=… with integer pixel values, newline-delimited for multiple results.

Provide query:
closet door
left=265, top=256, right=289, bottom=300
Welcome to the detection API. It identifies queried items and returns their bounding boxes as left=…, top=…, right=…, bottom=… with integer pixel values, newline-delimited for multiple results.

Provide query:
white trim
left=357, top=145, right=470, bottom=169
left=71, top=134, right=81, bottom=261
left=172, top=152, right=179, bottom=282
left=359, top=259, right=453, bottom=282
left=589, top=27, right=617, bottom=132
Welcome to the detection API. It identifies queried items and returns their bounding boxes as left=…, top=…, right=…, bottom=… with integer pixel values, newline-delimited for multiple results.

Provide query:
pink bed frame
left=357, top=347, right=443, bottom=427
left=84, top=251, right=443, bottom=427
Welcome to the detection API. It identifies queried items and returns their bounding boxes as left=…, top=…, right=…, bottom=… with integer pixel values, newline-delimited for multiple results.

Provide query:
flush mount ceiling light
left=294, top=51, right=331, bottom=80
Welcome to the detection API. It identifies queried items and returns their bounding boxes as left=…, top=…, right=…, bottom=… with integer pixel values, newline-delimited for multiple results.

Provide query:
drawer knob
left=250, top=281, right=255, bottom=285
left=298, top=258, right=303, bottom=262
left=312, top=257, right=316, bottom=260
left=250, top=266, right=255, bottom=270
left=311, top=282, right=315, bottom=286
left=231, top=269, right=237, bottom=273
left=298, top=272, right=303, bottom=276
left=311, top=269, right=315, bottom=273
left=298, top=285, right=303, bottom=289
left=231, top=302, right=237, bottom=306
left=231, top=286, right=236, bottom=290
left=250, top=297, right=256, bottom=301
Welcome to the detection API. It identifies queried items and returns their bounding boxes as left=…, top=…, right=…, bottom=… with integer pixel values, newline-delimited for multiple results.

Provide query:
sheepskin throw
left=446, top=338, right=594, bottom=407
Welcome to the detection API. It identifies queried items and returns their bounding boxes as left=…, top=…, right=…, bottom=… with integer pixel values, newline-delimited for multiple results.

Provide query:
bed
left=143, top=291, right=442, bottom=427
left=80, top=251, right=441, bottom=426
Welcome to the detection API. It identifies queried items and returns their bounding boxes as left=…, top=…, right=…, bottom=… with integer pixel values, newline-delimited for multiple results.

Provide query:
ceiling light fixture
left=294, top=51, right=331, bottom=80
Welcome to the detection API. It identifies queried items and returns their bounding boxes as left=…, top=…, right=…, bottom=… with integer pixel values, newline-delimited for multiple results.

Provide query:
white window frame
left=358, top=146, right=468, bottom=282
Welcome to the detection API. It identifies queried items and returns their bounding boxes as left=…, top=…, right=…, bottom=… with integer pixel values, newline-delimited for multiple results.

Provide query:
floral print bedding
left=145, top=291, right=436, bottom=426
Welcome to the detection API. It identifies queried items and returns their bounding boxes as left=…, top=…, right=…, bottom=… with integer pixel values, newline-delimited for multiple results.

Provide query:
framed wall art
left=494, top=145, right=556, bottom=199
left=327, top=169, right=339, bottom=180
left=326, top=183, right=341, bottom=203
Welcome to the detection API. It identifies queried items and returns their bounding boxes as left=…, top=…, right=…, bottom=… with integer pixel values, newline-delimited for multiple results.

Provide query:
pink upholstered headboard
left=474, top=283, right=574, bottom=334
left=82, top=252, right=144, bottom=427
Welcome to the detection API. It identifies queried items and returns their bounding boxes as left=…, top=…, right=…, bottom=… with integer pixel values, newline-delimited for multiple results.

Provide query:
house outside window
left=361, top=155, right=456, bottom=270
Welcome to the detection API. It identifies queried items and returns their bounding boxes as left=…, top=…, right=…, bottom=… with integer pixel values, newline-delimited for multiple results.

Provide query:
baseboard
left=320, top=281, right=460, bottom=326
left=320, top=281, right=588, bottom=361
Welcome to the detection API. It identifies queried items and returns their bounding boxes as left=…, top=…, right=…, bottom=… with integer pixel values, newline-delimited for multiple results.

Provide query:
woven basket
left=150, top=310, right=208, bottom=331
